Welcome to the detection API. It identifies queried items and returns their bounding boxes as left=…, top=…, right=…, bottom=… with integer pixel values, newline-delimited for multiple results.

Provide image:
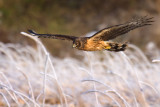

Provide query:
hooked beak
left=73, top=44, right=76, bottom=48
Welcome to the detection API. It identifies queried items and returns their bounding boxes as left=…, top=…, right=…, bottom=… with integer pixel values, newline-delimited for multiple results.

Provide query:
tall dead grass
left=0, top=32, right=160, bottom=107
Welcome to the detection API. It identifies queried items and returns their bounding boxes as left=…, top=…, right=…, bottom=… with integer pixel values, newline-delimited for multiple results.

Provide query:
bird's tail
left=105, top=42, right=128, bottom=52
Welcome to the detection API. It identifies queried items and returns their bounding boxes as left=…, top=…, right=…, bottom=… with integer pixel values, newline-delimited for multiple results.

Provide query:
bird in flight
left=28, top=16, right=153, bottom=52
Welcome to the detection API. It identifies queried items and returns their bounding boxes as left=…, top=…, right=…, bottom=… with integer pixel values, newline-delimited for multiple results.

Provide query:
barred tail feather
left=105, top=43, right=128, bottom=52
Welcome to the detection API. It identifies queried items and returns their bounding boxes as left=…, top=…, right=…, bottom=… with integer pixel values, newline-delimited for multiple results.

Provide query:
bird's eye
left=76, top=42, right=80, bottom=47
left=76, top=42, right=79, bottom=45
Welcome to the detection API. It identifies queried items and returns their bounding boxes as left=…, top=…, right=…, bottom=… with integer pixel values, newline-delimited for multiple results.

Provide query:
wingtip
left=137, top=16, right=154, bottom=27
left=28, top=29, right=36, bottom=35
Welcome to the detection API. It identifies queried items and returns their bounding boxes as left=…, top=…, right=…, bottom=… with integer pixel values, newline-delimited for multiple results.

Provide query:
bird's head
left=73, top=39, right=81, bottom=48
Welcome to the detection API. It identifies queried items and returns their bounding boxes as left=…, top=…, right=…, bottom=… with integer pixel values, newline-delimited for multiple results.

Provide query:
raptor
left=28, top=16, right=153, bottom=52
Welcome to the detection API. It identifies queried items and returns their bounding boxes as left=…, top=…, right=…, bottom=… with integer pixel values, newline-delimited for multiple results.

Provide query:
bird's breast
left=82, top=40, right=106, bottom=51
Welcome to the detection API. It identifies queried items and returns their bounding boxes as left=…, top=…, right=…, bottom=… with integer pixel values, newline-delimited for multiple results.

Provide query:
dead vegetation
left=0, top=32, right=160, bottom=106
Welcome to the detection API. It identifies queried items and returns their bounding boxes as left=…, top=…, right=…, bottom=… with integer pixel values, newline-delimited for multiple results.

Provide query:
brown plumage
left=28, top=16, right=153, bottom=52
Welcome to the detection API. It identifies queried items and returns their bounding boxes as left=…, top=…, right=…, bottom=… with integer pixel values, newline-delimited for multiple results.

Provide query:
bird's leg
left=104, top=42, right=128, bottom=52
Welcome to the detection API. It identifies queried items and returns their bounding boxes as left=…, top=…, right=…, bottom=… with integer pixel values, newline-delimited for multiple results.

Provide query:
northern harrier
left=28, top=16, right=153, bottom=52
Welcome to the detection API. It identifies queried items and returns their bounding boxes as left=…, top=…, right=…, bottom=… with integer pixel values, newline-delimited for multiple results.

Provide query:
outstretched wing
left=89, top=16, right=154, bottom=41
left=28, top=30, right=77, bottom=41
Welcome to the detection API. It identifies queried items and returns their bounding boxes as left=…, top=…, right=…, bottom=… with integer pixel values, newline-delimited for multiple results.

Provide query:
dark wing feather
left=90, top=16, right=154, bottom=41
left=28, top=30, right=77, bottom=41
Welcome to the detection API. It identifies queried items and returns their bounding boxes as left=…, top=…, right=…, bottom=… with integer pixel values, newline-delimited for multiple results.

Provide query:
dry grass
left=0, top=32, right=160, bottom=107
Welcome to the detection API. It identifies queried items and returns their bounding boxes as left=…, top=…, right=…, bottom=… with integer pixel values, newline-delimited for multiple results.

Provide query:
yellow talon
left=105, top=46, right=111, bottom=49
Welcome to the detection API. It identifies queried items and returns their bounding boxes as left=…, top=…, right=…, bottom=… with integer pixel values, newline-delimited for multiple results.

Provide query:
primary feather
left=28, top=30, right=77, bottom=41
left=90, top=16, right=154, bottom=41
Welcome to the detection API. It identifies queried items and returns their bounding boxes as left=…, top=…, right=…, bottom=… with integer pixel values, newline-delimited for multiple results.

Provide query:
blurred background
left=1, top=1, right=160, bottom=106
left=0, top=0, right=160, bottom=57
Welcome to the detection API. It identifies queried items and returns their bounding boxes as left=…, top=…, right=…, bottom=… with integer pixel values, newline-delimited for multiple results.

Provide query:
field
left=0, top=32, right=160, bottom=107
